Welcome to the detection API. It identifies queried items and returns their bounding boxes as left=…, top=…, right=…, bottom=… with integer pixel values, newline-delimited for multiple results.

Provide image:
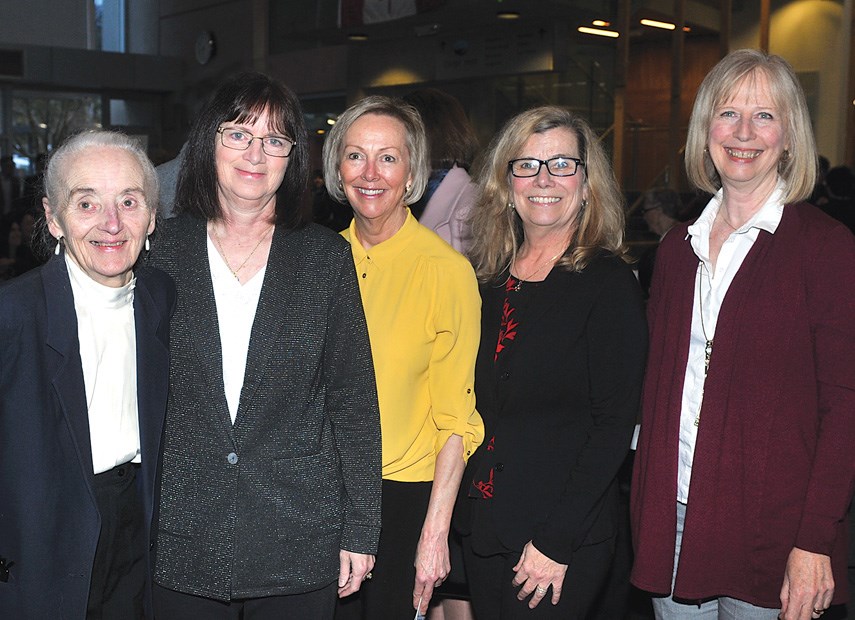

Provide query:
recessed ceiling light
left=640, top=19, right=676, bottom=30
left=497, top=11, right=520, bottom=19
left=592, top=20, right=610, bottom=27
left=578, top=26, right=619, bottom=38
left=348, top=33, right=368, bottom=41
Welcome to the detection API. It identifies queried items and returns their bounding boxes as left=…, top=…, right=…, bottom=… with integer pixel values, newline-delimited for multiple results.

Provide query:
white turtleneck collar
left=65, top=252, right=141, bottom=474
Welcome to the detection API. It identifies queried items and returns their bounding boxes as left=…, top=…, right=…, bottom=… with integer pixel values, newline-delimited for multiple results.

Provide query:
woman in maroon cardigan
left=631, top=49, right=855, bottom=620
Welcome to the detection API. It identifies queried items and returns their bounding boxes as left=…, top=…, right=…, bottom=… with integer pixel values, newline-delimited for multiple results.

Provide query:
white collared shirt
left=677, top=181, right=785, bottom=503
left=207, top=235, right=266, bottom=424
left=66, top=254, right=140, bottom=474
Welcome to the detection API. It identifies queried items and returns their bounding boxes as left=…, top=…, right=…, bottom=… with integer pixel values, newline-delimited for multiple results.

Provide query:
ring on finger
left=813, top=609, right=825, bottom=616
left=535, top=585, right=548, bottom=596
left=364, top=572, right=372, bottom=580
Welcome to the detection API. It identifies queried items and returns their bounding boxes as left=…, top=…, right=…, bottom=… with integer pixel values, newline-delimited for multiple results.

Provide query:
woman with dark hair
left=456, top=105, right=647, bottom=618
left=402, top=88, right=479, bottom=253
left=631, top=49, right=855, bottom=620
left=149, top=72, right=382, bottom=619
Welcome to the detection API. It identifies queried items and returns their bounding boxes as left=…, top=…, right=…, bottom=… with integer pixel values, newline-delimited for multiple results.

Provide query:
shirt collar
left=346, top=207, right=419, bottom=269
left=689, top=178, right=786, bottom=238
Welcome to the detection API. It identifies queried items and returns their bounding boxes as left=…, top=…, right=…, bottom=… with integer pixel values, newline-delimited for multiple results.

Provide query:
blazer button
left=227, top=452, right=239, bottom=465
left=495, top=462, right=504, bottom=472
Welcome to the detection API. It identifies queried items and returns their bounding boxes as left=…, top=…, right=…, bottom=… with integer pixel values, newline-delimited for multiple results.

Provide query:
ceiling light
left=326, top=118, right=336, bottom=126
left=348, top=33, right=368, bottom=41
left=577, top=26, right=619, bottom=38
left=497, top=11, right=520, bottom=19
left=592, top=20, right=610, bottom=27
left=641, top=19, right=676, bottom=30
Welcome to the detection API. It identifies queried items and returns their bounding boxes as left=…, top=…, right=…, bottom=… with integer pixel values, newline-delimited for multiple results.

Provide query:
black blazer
left=457, top=253, right=647, bottom=563
left=148, top=216, right=382, bottom=601
left=0, top=254, right=174, bottom=619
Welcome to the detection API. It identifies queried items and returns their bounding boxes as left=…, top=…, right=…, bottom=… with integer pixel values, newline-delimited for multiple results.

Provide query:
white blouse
left=66, top=254, right=140, bottom=475
left=207, top=234, right=266, bottom=424
left=677, top=182, right=785, bottom=503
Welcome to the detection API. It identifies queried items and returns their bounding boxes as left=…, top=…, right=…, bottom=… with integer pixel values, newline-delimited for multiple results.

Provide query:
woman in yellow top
left=324, top=95, right=484, bottom=620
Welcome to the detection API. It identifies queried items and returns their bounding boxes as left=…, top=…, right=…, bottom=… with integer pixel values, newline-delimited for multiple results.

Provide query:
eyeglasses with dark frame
left=508, top=157, right=585, bottom=178
left=217, top=127, right=295, bottom=157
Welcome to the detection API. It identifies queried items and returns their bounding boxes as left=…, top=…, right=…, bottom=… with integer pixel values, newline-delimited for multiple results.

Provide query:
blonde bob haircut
left=322, top=95, right=430, bottom=206
left=685, top=49, right=817, bottom=204
left=468, top=106, right=629, bottom=283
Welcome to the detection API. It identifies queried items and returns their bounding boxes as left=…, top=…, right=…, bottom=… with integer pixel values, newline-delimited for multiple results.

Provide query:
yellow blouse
left=342, top=210, right=484, bottom=481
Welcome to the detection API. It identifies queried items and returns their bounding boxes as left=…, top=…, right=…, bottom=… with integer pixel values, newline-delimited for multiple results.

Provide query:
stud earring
left=508, top=202, right=515, bottom=210
left=145, top=235, right=150, bottom=252
left=54, top=237, right=63, bottom=256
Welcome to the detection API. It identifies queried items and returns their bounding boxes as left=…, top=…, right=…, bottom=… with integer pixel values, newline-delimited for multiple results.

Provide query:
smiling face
left=215, top=110, right=290, bottom=210
left=708, top=70, right=787, bottom=196
left=510, top=127, right=588, bottom=238
left=339, top=113, right=412, bottom=235
left=45, top=146, right=155, bottom=287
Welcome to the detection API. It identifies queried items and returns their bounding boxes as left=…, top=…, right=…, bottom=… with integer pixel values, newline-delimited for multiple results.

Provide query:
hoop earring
left=54, top=236, right=63, bottom=256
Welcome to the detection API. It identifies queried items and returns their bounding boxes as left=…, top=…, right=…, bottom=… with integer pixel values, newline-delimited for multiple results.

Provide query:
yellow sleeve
left=428, top=254, right=485, bottom=462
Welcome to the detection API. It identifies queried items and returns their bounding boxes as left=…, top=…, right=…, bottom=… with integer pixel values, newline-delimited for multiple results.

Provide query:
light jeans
left=651, top=502, right=780, bottom=620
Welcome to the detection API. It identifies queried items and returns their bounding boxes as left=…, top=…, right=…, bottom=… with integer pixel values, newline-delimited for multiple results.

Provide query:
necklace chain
left=696, top=261, right=714, bottom=426
left=512, top=251, right=563, bottom=291
left=213, top=224, right=274, bottom=280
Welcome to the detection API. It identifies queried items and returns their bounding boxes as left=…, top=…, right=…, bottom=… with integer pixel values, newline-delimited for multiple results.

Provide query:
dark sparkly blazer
left=148, top=215, right=382, bottom=601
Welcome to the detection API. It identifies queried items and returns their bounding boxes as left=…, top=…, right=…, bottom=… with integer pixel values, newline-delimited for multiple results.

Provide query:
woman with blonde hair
left=631, top=49, right=855, bottom=620
left=325, top=96, right=484, bottom=620
left=457, top=105, right=647, bottom=618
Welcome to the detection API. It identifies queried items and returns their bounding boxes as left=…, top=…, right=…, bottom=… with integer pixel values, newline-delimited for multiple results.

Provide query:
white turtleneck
left=65, top=254, right=140, bottom=474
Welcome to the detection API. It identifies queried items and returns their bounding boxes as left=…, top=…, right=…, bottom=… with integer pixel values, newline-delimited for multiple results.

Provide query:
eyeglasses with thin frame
left=217, top=127, right=295, bottom=157
left=508, top=157, right=585, bottom=178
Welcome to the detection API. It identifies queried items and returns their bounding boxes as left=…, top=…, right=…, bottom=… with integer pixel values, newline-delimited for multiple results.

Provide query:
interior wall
left=731, top=0, right=847, bottom=164
left=0, top=0, right=89, bottom=50
left=623, top=37, right=721, bottom=192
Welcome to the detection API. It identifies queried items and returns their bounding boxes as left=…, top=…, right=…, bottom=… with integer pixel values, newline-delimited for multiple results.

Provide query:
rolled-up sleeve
left=429, top=257, right=484, bottom=462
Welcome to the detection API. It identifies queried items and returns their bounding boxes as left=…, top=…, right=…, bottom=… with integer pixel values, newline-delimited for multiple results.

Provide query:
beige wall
left=731, top=0, right=848, bottom=164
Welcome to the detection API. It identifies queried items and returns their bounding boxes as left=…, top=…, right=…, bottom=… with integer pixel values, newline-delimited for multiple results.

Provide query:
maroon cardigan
left=631, top=202, right=855, bottom=608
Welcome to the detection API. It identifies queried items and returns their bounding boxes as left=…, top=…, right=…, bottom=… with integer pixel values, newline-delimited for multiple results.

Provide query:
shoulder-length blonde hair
left=322, top=95, right=430, bottom=206
left=685, top=49, right=817, bottom=203
left=468, top=106, right=628, bottom=283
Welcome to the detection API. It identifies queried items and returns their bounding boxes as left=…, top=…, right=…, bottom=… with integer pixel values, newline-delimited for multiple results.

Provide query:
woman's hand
left=412, top=525, right=452, bottom=616
left=512, top=541, right=568, bottom=609
left=779, top=547, right=834, bottom=620
left=337, top=550, right=375, bottom=598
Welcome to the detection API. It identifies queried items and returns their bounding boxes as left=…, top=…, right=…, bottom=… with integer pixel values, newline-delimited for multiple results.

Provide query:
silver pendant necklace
left=696, top=261, right=713, bottom=426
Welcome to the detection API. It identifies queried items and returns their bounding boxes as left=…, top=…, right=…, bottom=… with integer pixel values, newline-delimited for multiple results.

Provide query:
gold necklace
left=213, top=224, right=274, bottom=280
left=717, top=208, right=738, bottom=231
left=696, top=261, right=713, bottom=426
left=512, top=251, right=563, bottom=291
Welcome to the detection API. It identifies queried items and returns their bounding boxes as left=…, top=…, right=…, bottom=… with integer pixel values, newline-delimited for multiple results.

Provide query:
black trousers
left=87, top=462, right=146, bottom=620
left=336, top=480, right=432, bottom=619
left=153, top=582, right=338, bottom=619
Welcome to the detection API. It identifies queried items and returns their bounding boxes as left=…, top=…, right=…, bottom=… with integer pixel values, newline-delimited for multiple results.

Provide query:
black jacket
left=149, top=216, right=382, bottom=601
left=0, top=254, right=174, bottom=619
